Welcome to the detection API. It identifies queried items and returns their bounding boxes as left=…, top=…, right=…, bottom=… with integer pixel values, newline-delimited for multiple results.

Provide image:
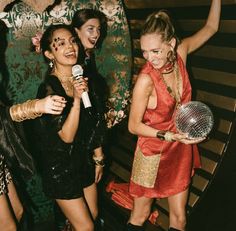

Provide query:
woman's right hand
left=72, top=77, right=88, bottom=100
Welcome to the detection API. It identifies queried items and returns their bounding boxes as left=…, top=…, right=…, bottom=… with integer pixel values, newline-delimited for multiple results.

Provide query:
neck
left=159, top=61, right=175, bottom=74
left=54, top=66, right=73, bottom=80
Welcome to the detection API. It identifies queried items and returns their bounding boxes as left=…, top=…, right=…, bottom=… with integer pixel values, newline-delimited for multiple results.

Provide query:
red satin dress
left=129, top=55, right=201, bottom=198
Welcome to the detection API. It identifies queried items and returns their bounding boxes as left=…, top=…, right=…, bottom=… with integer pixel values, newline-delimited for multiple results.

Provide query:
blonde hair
left=141, top=10, right=180, bottom=46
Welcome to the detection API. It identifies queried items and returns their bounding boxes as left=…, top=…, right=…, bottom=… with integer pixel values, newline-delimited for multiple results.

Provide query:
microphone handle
left=75, top=75, right=92, bottom=108
left=81, top=91, right=92, bottom=108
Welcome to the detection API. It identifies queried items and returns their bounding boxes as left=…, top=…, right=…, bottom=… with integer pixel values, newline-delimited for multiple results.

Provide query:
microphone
left=72, top=64, right=92, bottom=108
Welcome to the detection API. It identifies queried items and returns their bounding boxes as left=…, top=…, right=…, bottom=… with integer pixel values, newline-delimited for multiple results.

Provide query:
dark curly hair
left=40, top=24, right=78, bottom=63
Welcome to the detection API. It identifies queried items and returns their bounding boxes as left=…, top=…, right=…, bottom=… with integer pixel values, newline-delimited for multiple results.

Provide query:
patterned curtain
left=0, top=0, right=132, bottom=224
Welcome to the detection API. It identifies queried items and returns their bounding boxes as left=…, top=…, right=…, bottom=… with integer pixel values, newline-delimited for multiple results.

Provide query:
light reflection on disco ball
left=175, top=101, right=214, bottom=139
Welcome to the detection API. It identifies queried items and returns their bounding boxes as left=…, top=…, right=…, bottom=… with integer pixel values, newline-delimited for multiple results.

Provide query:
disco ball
left=175, top=101, right=214, bottom=139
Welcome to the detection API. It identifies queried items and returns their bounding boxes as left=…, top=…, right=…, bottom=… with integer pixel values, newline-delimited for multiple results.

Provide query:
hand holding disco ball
left=175, top=101, right=214, bottom=140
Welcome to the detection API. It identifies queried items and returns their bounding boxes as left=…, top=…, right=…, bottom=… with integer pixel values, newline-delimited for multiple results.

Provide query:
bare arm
left=129, top=74, right=206, bottom=144
left=58, top=79, right=87, bottom=143
left=128, top=73, right=158, bottom=138
left=94, top=146, right=104, bottom=183
left=178, top=0, right=221, bottom=62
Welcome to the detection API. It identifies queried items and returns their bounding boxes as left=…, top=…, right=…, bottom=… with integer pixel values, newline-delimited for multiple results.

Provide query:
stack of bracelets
left=9, top=99, right=43, bottom=122
left=156, top=130, right=174, bottom=142
left=92, top=154, right=105, bottom=167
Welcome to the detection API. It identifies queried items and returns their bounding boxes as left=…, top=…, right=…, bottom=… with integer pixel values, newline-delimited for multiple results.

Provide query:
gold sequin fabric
left=131, top=148, right=161, bottom=188
left=0, top=154, right=12, bottom=195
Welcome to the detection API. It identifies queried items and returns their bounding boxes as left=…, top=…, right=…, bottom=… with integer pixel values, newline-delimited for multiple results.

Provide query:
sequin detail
left=131, top=148, right=161, bottom=188
left=0, top=154, right=12, bottom=195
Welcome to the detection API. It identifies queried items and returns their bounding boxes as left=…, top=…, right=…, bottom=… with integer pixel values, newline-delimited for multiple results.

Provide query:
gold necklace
left=54, top=69, right=74, bottom=95
left=161, top=63, right=181, bottom=106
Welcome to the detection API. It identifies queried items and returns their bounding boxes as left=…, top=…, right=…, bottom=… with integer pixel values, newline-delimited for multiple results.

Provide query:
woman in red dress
left=126, top=0, right=221, bottom=230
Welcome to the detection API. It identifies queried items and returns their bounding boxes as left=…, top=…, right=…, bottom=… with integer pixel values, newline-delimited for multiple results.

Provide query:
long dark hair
left=71, top=8, right=107, bottom=49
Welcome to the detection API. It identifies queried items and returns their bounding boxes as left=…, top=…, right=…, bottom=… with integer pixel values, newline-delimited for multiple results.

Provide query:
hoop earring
left=49, top=60, right=54, bottom=68
left=167, top=49, right=177, bottom=64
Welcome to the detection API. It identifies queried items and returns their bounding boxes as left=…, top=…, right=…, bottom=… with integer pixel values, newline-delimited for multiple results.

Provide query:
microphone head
left=72, top=64, right=83, bottom=77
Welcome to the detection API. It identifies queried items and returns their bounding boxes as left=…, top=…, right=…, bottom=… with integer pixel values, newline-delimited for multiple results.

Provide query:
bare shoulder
left=134, top=73, right=154, bottom=94
left=177, top=41, right=188, bottom=64
left=136, top=73, right=153, bottom=87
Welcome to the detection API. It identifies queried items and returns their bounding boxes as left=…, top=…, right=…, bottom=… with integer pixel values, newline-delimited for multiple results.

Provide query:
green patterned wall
left=0, top=0, right=132, bottom=127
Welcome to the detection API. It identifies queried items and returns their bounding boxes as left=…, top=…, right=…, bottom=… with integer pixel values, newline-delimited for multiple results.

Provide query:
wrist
left=93, top=154, right=105, bottom=167
left=156, top=130, right=174, bottom=142
left=34, top=99, right=42, bottom=113
left=156, top=130, right=166, bottom=140
left=72, top=100, right=80, bottom=109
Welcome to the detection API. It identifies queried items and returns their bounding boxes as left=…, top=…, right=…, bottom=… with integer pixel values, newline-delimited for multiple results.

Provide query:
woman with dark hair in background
left=71, top=8, right=108, bottom=227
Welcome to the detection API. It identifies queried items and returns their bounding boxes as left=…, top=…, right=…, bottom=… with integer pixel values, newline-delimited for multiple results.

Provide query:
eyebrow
left=141, top=48, right=162, bottom=52
left=53, top=36, right=74, bottom=42
left=86, top=24, right=101, bottom=28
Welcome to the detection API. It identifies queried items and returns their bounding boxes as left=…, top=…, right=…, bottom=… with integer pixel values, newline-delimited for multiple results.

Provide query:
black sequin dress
left=33, top=73, right=107, bottom=199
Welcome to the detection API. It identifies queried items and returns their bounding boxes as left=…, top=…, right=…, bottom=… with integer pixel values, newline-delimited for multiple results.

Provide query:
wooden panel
left=134, top=40, right=236, bottom=62
left=199, top=139, right=226, bottom=155
left=200, top=156, right=218, bottom=175
left=194, top=46, right=236, bottom=62
left=192, top=67, right=236, bottom=87
left=129, top=19, right=144, bottom=30
left=133, top=39, right=140, bottom=49
left=188, top=192, right=199, bottom=207
left=153, top=210, right=169, bottom=230
left=110, top=162, right=130, bottom=182
left=111, top=147, right=133, bottom=168
left=192, top=174, right=210, bottom=192
left=178, top=20, right=236, bottom=33
left=130, top=19, right=236, bottom=34
left=134, top=57, right=145, bottom=66
left=124, top=0, right=235, bottom=9
left=196, top=90, right=236, bottom=112
left=217, top=119, right=232, bottom=134
left=156, top=198, right=169, bottom=212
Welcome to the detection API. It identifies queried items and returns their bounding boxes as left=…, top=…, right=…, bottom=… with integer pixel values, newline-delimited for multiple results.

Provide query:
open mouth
left=88, top=38, right=97, bottom=45
left=65, top=51, right=76, bottom=58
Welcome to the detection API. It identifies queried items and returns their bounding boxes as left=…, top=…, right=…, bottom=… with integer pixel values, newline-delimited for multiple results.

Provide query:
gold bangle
left=94, top=159, right=105, bottom=167
left=164, top=131, right=174, bottom=142
left=156, top=130, right=167, bottom=140
left=92, top=154, right=104, bottom=161
left=93, top=154, right=105, bottom=167
left=10, top=99, right=43, bottom=122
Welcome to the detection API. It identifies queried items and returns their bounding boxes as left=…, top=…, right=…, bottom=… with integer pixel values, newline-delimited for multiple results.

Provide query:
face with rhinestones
left=45, top=28, right=78, bottom=69
left=140, top=33, right=176, bottom=70
left=75, top=18, right=101, bottom=50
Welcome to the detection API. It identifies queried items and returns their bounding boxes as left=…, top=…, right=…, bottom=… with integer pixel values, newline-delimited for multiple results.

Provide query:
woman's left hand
left=95, top=165, right=103, bottom=183
left=174, top=133, right=206, bottom=144
left=35, top=95, right=66, bottom=114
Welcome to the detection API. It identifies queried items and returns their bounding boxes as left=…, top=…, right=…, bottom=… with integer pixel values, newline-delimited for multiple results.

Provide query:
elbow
left=207, top=23, right=219, bottom=36
left=128, top=121, right=136, bottom=135
left=58, top=131, right=74, bottom=143
left=212, top=25, right=219, bottom=34
left=62, top=137, right=73, bottom=143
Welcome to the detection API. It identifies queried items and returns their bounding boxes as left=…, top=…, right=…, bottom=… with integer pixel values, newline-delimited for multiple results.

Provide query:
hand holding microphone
left=72, top=64, right=92, bottom=108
